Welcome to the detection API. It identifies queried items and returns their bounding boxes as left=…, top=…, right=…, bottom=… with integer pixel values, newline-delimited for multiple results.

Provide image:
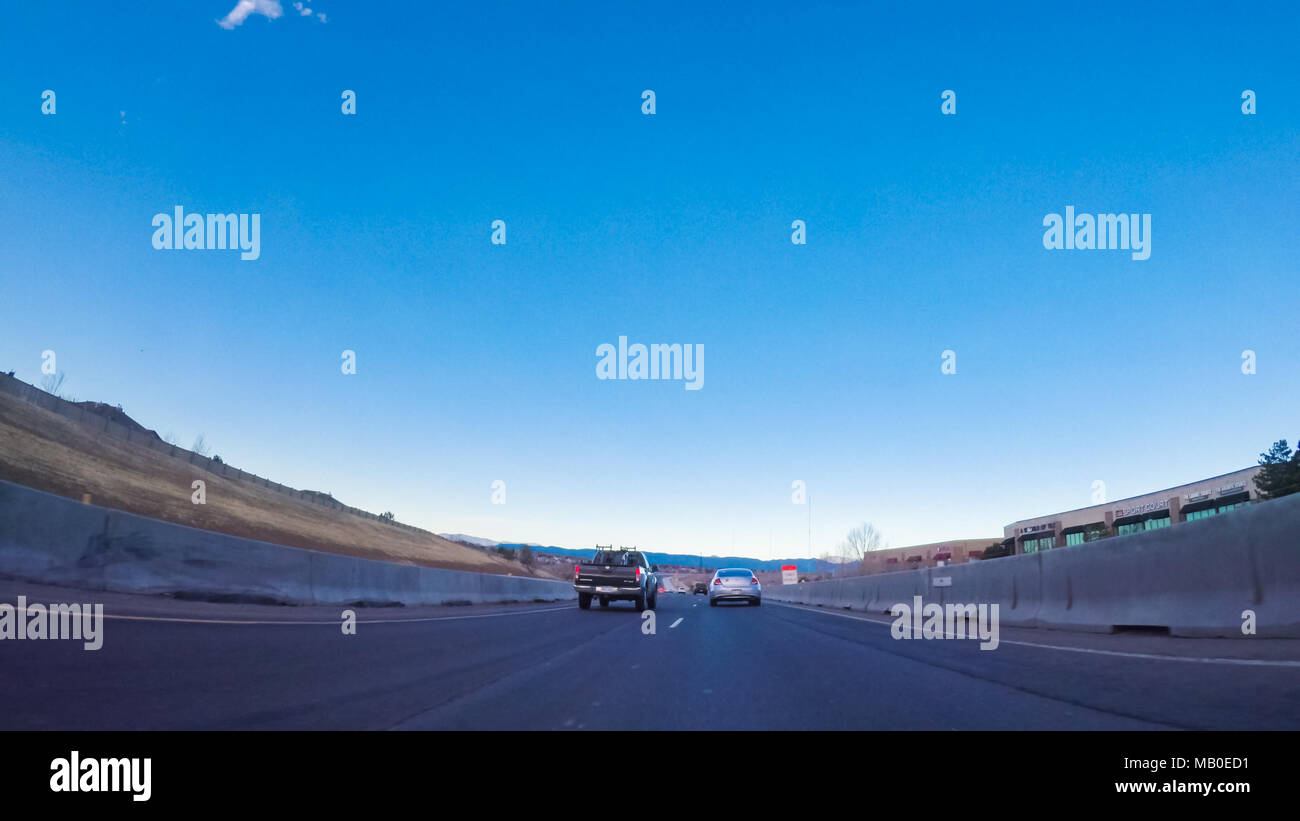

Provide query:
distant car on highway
left=574, top=546, right=658, bottom=612
left=708, top=568, right=761, bottom=606
left=677, top=585, right=687, bottom=593
left=693, top=582, right=708, bottom=595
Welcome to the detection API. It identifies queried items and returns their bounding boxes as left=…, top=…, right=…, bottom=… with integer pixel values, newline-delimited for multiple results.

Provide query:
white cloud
left=317, top=12, right=327, bottom=22
left=217, top=0, right=283, bottom=30
left=293, top=2, right=312, bottom=15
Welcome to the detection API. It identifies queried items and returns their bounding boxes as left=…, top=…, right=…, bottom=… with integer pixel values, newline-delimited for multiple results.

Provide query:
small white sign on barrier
left=782, top=565, right=798, bottom=585
left=933, top=577, right=952, bottom=587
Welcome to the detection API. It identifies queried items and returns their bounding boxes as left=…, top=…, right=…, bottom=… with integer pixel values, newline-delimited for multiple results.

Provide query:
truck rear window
left=592, top=552, right=642, bottom=566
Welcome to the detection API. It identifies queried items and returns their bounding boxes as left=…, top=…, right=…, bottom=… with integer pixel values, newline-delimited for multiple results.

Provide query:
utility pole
left=808, top=494, right=813, bottom=558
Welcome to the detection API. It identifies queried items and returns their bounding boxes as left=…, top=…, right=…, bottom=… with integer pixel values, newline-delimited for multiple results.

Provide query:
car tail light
left=713, top=578, right=721, bottom=585
left=751, top=577, right=760, bottom=584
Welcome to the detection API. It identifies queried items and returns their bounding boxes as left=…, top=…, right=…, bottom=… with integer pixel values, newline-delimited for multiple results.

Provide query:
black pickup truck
left=574, top=547, right=659, bottom=611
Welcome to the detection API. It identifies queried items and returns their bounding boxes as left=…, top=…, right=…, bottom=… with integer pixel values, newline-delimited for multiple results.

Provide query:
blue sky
left=1, top=1, right=1297, bottom=559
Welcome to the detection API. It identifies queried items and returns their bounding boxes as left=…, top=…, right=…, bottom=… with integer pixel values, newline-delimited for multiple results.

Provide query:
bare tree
left=40, top=372, right=67, bottom=398
left=192, top=434, right=211, bottom=457
left=838, top=523, right=887, bottom=575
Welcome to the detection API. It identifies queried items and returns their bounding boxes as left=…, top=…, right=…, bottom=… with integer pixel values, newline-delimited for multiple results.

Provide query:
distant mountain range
left=438, top=534, right=834, bottom=573
left=438, top=533, right=500, bottom=548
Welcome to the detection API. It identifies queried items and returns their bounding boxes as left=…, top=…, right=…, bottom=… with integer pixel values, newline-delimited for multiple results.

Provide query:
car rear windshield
left=718, top=569, right=752, bottom=577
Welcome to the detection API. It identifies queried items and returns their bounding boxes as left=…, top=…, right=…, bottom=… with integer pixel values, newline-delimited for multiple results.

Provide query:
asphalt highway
left=3, top=582, right=1297, bottom=730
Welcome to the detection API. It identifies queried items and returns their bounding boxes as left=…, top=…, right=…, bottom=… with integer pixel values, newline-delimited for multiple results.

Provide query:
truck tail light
left=574, top=564, right=580, bottom=578
left=635, top=567, right=642, bottom=582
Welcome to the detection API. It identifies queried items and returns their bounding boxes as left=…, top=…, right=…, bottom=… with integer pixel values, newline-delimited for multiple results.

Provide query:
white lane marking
left=670, top=618, right=683, bottom=628
left=6, top=603, right=574, bottom=627
left=769, top=601, right=1300, bottom=669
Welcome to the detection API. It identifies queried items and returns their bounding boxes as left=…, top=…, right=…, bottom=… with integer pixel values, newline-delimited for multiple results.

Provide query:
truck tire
left=635, top=592, right=647, bottom=612
left=648, top=589, right=657, bottom=610
left=600, top=597, right=610, bottom=608
left=578, top=593, right=591, bottom=610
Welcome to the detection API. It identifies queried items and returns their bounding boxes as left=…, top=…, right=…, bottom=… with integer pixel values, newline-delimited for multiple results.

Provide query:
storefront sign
left=1117, top=500, right=1169, bottom=518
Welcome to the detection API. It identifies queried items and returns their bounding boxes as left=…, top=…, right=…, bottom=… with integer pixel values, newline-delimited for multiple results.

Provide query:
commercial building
left=850, top=466, right=1264, bottom=575
left=860, top=538, right=1000, bottom=574
left=1000, top=466, right=1262, bottom=555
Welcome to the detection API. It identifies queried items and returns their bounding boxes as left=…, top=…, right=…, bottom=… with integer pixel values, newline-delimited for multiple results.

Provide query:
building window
left=1186, top=508, right=1216, bottom=522
left=1218, top=502, right=1246, bottom=514
left=1116, top=522, right=1143, bottom=537
left=1144, top=516, right=1170, bottom=531
left=1065, top=532, right=1085, bottom=546
left=1022, top=536, right=1053, bottom=553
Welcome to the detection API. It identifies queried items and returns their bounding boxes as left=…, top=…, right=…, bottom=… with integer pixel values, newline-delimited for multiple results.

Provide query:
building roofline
left=865, top=537, right=1001, bottom=555
left=1003, top=465, right=1260, bottom=529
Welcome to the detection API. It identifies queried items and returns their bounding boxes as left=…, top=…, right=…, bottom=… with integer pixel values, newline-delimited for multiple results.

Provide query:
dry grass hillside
left=0, top=389, right=541, bottom=576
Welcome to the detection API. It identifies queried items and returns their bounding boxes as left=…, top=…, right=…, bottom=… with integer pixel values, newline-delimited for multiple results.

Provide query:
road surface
left=2, top=581, right=1297, bottom=730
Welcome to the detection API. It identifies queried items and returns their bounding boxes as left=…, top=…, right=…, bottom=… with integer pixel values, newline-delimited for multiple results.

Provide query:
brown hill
left=0, top=380, right=540, bottom=576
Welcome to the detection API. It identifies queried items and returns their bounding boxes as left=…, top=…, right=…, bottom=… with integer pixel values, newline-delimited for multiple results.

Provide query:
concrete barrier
left=866, top=569, right=929, bottom=616
left=0, top=479, right=575, bottom=606
left=1036, top=495, right=1300, bottom=637
left=767, top=492, right=1300, bottom=637
left=929, top=551, right=1043, bottom=628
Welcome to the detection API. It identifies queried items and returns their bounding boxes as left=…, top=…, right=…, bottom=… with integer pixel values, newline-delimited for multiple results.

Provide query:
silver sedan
left=708, top=568, right=761, bottom=606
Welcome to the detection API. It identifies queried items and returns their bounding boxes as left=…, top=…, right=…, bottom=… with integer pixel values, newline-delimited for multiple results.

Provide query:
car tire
left=752, top=598, right=761, bottom=606
left=709, top=598, right=718, bottom=607
left=599, top=597, right=610, bottom=608
left=578, top=593, right=591, bottom=610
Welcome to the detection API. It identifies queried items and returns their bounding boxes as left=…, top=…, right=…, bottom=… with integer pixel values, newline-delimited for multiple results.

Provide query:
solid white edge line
left=6, top=603, right=574, bottom=627
left=769, top=600, right=1300, bottom=668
